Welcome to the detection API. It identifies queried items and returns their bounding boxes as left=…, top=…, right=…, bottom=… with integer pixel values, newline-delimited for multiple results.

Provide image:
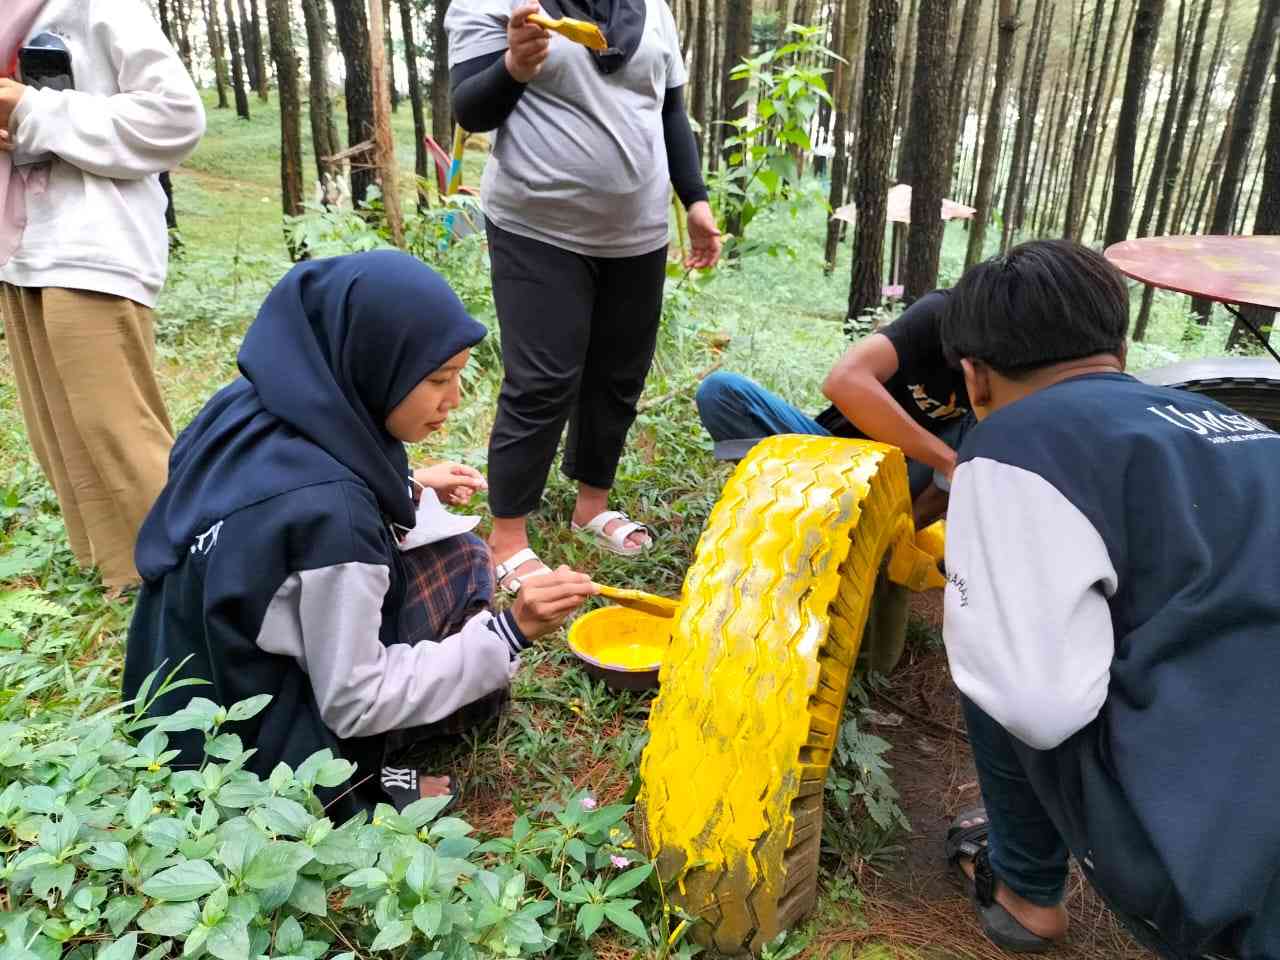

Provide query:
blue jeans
left=960, top=695, right=1070, bottom=907
left=696, top=371, right=966, bottom=499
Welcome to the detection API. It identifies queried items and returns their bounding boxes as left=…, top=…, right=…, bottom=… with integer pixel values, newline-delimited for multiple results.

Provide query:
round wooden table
left=1104, top=234, right=1280, bottom=361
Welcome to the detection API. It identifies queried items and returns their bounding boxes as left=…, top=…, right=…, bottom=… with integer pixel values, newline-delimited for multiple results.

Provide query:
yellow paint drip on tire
left=638, top=434, right=914, bottom=954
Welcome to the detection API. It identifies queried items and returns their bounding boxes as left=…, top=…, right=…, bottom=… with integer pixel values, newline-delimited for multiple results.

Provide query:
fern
left=835, top=715, right=912, bottom=834
left=0, top=589, right=71, bottom=629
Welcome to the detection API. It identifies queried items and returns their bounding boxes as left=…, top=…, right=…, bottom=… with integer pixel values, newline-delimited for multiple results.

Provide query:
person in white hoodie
left=0, top=0, right=205, bottom=594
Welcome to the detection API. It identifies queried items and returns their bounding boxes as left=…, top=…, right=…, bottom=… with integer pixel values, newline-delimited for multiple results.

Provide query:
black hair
left=941, top=239, right=1129, bottom=377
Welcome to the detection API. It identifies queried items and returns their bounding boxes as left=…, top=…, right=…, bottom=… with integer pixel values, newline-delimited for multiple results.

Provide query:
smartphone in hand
left=15, top=33, right=73, bottom=167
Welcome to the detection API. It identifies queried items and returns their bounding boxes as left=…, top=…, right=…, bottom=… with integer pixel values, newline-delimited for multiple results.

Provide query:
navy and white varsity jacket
left=945, top=372, right=1280, bottom=957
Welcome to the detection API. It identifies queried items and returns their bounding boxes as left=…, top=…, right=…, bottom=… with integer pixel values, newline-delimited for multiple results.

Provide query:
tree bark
left=225, top=0, right=252, bottom=119
left=946, top=0, right=984, bottom=191
left=1060, top=0, right=1109, bottom=238
left=1082, top=0, right=1135, bottom=237
left=301, top=0, right=341, bottom=189
left=999, top=0, right=1046, bottom=251
left=171, top=0, right=196, bottom=75
left=824, top=0, right=862, bottom=270
left=893, top=0, right=919, bottom=180
left=431, top=0, right=452, bottom=151
left=158, top=0, right=175, bottom=44
left=692, top=0, right=712, bottom=159
left=250, top=0, right=270, bottom=99
left=1196, top=0, right=1280, bottom=323
left=368, top=0, right=406, bottom=245
left=1034, top=0, right=1084, bottom=233
left=903, top=0, right=953, bottom=298
left=849, top=0, right=901, bottom=324
left=966, top=0, right=998, bottom=204
left=1173, top=0, right=1231, bottom=233
left=1103, top=0, right=1165, bottom=246
left=401, top=0, right=430, bottom=207
left=1011, top=0, right=1053, bottom=234
left=1233, top=39, right=1280, bottom=345
left=238, top=1, right=258, bottom=89
left=333, top=0, right=379, bottom=206
left=1135, top=0, right=1188, bottom=244
left=964, top=0, right=1017, bottom=268
left=384, top=0, right=401, bottom=111
left=265, top=0, right=305, bottom=242
left=203, top=0, right=231, bottom=109
left=720, top=0, right=753, bottom=239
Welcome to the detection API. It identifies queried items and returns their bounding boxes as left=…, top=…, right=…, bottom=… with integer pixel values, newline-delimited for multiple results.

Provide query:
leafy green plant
left=710, top=25, right=838, bottom=257
left=0, top=669, right=673, bottom=960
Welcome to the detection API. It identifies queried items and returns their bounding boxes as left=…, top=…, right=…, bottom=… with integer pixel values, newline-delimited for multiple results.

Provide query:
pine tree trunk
left=1174, top=0, right=1231, bottom=232
left=368, top=0, right=406, bottom=246
left=202, top=0, right=231, bottom=109
left=158, top=0, right=175, bottom=44
left=1136, top=0, right=1210, bottom=339
left=946, top=0, right=984, bottom=190
left=893, top=0, right=919, bottom=180
left=431, top=0, right=452, bottom=150
left=999, top=0, right=1046, bottom=251
left=903, top=0, right=953, bottom=298
left=332, top=0, right=379, bottom=206
left=1234, top=40, right=1280, bottom=344
left=1082, top=0, right=1135, bottom=238
left=966, top=1, right=998, bottom=204
left=1034, top=0, right=1084, bottom=233
left=384, top=0, right=400, bottom=111
left=964, top=0, right=1017, bottom=268
left=238, top=1, right=258, bottom=89
left=171, top=0, right=196, bottom=75
left=720, top=0, right=753, bottom=240
left=301, top=0, right=341, bottom=188
left=849, top=0, right=901, bottom=323
left=1197, top=0, right=1280, bottom=323
left=1060, top=0, right=1108, bottom=238
left=824, top=0, right=862, bottom=270
left=692, top=0, right=712, bottom=159
left=401, top=0, right=429, bottom=207
left=1135, top=0, right=1188, bottom=242
left=265, top=0, right=305, bottom=243
left=225, top=0, right=252, bottom=119
left=1012, top=0, right=1053, bottom=234
left=1104, top=0, right=1165, bottom=246
left=250, top=0, right=270, bottom=99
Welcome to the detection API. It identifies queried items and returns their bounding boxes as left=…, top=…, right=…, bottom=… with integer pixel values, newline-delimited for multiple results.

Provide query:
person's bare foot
left=955, top=816, right=1069, bottom=941
left=419, top=775, right=454, bottom=799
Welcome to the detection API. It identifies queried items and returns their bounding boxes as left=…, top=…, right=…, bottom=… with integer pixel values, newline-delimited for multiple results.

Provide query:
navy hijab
left=136, top=251, right=487, bottom=579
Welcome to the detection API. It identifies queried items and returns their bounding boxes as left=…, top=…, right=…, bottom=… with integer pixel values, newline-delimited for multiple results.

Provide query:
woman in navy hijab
left=124, top=251, right=595, bottom=818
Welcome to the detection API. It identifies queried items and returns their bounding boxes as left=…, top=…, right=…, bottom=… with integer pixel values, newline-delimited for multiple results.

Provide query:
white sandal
left=494, top=547, right=551, bottom=596
left=572, top=510, right=653, bottom=557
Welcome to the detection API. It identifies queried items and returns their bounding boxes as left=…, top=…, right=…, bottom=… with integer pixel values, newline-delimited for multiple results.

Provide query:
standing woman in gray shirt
left=446, top=0, right=721, bottom=591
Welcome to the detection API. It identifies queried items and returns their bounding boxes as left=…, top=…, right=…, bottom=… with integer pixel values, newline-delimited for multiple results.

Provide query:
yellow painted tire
left=638, top=435, right=914, bottom=955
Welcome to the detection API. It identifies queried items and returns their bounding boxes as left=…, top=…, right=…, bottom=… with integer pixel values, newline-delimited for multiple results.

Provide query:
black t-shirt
left=817, top=291, right=970, bottom=437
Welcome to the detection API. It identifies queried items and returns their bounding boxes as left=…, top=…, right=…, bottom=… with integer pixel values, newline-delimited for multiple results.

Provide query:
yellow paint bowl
left=567, top=606, right=671, bottom=692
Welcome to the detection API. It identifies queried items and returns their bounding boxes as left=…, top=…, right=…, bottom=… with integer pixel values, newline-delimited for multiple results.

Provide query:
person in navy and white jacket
left=939, top=239, right=1280, bottom=958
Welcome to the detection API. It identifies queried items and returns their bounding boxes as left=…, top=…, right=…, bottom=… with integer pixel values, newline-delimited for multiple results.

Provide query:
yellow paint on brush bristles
left=528, top=12, right=609, bottom=50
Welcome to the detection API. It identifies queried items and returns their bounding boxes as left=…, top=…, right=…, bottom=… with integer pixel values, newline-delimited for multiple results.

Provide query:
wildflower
left=610, top=854, right=629, bottom=869
left=580, top=795, right=598, bottom=811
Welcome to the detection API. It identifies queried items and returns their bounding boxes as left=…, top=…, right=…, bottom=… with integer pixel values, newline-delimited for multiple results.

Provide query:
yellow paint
left=915, top=518, right=946, bottom=562
left=639, top=434, right=917, bottom=948
left=568, top=606, right=669, bottom=671
left=527, top=12, right=609, bottom=49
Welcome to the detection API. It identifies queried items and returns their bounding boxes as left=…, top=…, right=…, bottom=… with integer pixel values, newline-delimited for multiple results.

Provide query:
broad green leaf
left=215, top=780, right=269, bottom=809
left=138, top=902, right=201, bottom=937
left=83, top=841, right=129, bottom=871
left=340, top=867, right=388, bottom=888
left=141, top=859, right=223, bottom=902
left=32, top=863, right=75, bottom=901
left=426, top=816, right=471, bottom=840
left=225, top=694, right=272, bottom=723
left=203, top=734, right=244, bottom=762
left=314, top=758, right=354, bottom=788
left=405, top=846, right=437, bottom=896
left=206, top=916, right=251, bottom=960
left=183, top=924, right=210, bottom=958
left=275, top=916, right=304, bottom=954
left=96, top=932, right=138, bottom=960
left=38, top=813, right=79, bottom=855
left=242, top=841, right=312, bottom=890
left=369, top=920, right=412, bottom=952
left=603, top=903, right=650, bottom=943
left=143, top=817, right=188, bottom=852
left=565, top=838, right=588, bottom=865
left=400, top=794, right=452, bottom=829
left=23, top=785, right=57, bottom=814
left=201, top=885, right=229, bottom=925
left=126, top=787, right=152, bottom=829
left=288, top=876, right=328, bottom=917
left=577, top=903, right=605, bottom=939
left=506, top=914, right=545, bottom=946
left=260, top=797, right=313, bottom=838
left=412, top=901, right=443, bottom=938
left=604, top=864, right=653, bottom=897
left=104, top=895, right=144, bottom=935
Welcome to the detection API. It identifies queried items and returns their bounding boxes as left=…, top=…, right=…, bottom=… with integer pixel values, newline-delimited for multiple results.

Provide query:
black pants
left=486, top=220, right=668, bottom=518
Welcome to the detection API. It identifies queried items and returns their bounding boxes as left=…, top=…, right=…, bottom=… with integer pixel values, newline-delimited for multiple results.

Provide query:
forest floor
left=0, top=92, right=1243, bottom=958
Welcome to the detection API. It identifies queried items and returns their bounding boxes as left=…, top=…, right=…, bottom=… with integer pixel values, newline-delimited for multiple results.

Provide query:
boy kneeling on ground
left=941, top=239, right=1279, bottom=957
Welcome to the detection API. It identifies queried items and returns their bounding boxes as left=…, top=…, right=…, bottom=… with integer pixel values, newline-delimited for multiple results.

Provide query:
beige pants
left=1, top=284, right=174, bottom=588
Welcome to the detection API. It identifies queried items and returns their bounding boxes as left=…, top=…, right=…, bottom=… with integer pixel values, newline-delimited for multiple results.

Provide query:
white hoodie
left=3, top=0, right=206, bottom=308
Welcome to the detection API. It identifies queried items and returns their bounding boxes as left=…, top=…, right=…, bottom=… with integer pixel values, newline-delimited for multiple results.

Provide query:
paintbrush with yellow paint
left=528, top=12, right=609, bottom=50
left=594, top=583, right=678, bottom=618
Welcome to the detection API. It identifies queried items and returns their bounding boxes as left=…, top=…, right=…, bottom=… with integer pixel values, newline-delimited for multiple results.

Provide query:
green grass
left=0, top=88, right=1251, bottom=957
